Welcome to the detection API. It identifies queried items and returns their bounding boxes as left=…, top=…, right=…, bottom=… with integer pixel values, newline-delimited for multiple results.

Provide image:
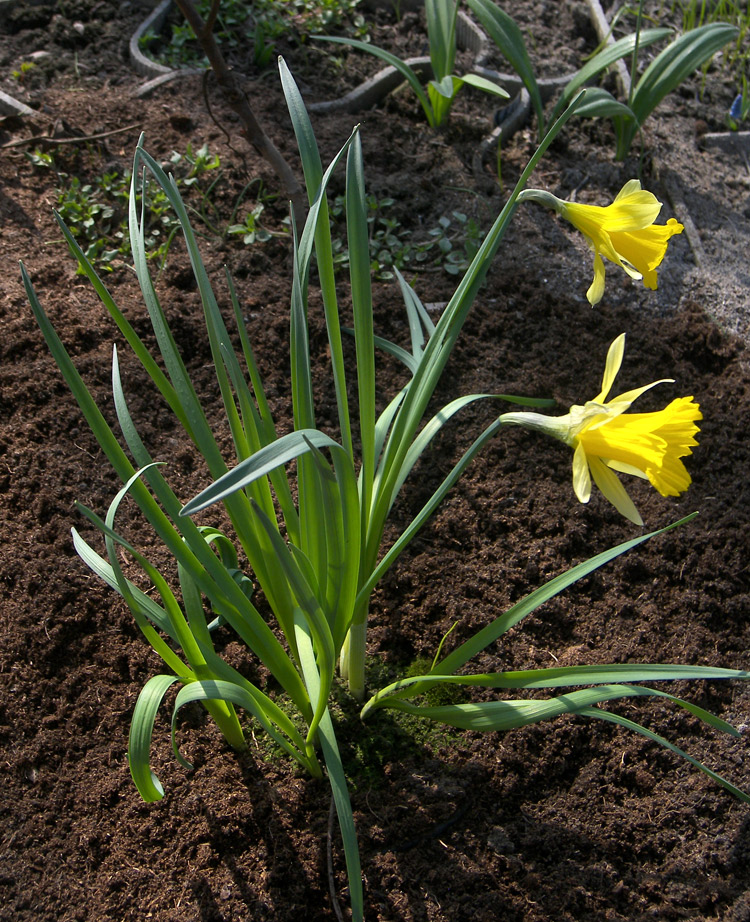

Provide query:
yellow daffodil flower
left=500, top=334, right=701, bottom=525
left=519, top=181, right=684, bottom=305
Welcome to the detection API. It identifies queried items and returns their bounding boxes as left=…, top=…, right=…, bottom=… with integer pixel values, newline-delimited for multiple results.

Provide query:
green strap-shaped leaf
left=426, top=0, right=458, bottom=80
left=279, top=58, right=353, bottom=458
left=547, top=27, right=671, bottom=128
left=581, top=706, right=750, bottom=803
left=631, top=23, right=739, bottom=125
left=617, top=22, right=739, bottom=157
left=461, top=73, right=510, bottom=99
left=129, top=674, right=180, bottom=802
left=346, top=132, right=376, bottom=537
left=465, top=0, right=544, bottom=133
left=434, top=515, right=698, bottom=676
left=364, top=663, right=750, bottom=714
left=312, top=35, right=435, bottom=126
left=295, top=616, right=363, bottom=922
left=182, top=429, right=353, bottom=515
left=367, top=684, right=749, bottom=801
left=170, top=679, right=317, bottom=775
left=568, top=87, right=635, bottom=120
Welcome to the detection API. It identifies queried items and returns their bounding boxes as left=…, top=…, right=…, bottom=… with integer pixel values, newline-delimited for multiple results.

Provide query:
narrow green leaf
left=430, top=74, right=458, bottom=100
left=461, top=73, right=510, bottom=99
left=465, top=0, right=544, bottom=132
left=346, top=132, right=376, bottom=535
left=434, top=515, right=698, bottom=676
left=570, top=87, right=635, bottom=119
left=617, top=23, right=739, bottom=156
left=364, top=663, right=750, bottom=714
left=311, top=35, right=435, bottom=125
left=128, top=675, right=180, bottom=802
left=170, top=679, right=316, bottom=773
left=547, top=27, right=671, bottom=127
left=295, top=618, right=363, bottom=922
left=425, top=0, right=458, bottom=80
left=631, top=23, right=739, bottom=126
left=279, top=57, right=353, bottom=457
left=582, top=707, right=750, bottom=802
left=182, top=429, right=349, bottom=515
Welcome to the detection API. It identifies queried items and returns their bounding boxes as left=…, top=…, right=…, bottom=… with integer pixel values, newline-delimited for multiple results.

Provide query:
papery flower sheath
left=500, top=334, right=702, bottom=525
left=519, top=181, right=684, bottom=305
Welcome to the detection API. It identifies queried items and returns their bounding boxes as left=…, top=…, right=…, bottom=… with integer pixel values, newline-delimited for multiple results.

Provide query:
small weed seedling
left=27, top=145, right=283, bottom=270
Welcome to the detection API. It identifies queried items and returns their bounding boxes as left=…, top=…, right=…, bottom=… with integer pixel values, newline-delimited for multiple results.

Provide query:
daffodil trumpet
left=499, top=333, right=701, bottom=525
left=519, top=181, right=684, bottom=305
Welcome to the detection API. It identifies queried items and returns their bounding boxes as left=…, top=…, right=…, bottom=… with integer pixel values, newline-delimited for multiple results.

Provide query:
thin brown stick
left=1, top=123, right=141, bottom=150
left=174, top=0, right=305, bottom=232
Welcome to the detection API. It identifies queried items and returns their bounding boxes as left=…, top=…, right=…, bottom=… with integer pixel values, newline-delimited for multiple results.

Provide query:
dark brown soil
left=2, top=2, right=750, bottom=921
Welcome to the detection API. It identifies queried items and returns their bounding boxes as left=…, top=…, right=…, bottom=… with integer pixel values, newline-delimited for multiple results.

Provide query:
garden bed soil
left=1, top=1, right=750, bottom=921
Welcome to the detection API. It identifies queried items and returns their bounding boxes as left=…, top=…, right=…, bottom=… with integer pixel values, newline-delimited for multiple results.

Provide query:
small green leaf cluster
left=329, top=193, right=485, bottom=279
left=27, top=144, right=280, bottom=271
left=11, top=60, right=36, bottom=82
left=226, top=203, right=274, bottom=245
left=140, top=0, right=368, bottom=71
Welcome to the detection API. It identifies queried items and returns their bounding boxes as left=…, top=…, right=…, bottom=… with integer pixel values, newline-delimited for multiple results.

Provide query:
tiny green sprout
left=26, top=149, right=55, bottom=170
left=226, top=203, right=273, bottom=245
left=11, top=60, right=36, bottom=82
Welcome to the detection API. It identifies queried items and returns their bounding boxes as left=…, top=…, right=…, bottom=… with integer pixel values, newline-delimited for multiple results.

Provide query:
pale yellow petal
left=609, top=378, right=674, bottom=406
left=614, top=179, right=644, bottom=200
left=594, top=333, right=625, bottom=403
left=606, top=459, right=649, bottom=479
left=601, top=198, right=662, bottom=232
left=586, top=253, right=606, bottom=305
left=572, top=442, right=592, bottom=503
left=588, top=456, right=644, bottom=525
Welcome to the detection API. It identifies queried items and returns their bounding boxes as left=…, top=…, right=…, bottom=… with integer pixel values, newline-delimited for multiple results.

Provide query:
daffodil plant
left=24, top=62, right=750, bottom=922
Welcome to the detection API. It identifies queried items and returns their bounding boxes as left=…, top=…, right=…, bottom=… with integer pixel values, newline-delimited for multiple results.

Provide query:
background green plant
left=467, top=0, right=738, bottom=158
left=316, top=0, right=510, bottom=128
left=140, top=0, right=368, bottom=69
left=329, top=192, right=484, bottom=279
left=669, top=0, right=750, bottom=71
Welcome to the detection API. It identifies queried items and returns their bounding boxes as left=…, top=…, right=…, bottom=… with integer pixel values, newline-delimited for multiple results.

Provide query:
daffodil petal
left=609, top=378, right=674, bottom=406
left=572, top=442, right=591, bottom=503
left=586, top=253, right=606, bottom=306
left=588, top=456, right=644, bottom=525
left=602, top=197, right=662, bottom=232
left=606, top=460, right=649, bottom=479
left=609, top=219, right=684, bottom=289
left=614, top=179, right=644, bottom=200
left=595, top=333, right=625, bottom=403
